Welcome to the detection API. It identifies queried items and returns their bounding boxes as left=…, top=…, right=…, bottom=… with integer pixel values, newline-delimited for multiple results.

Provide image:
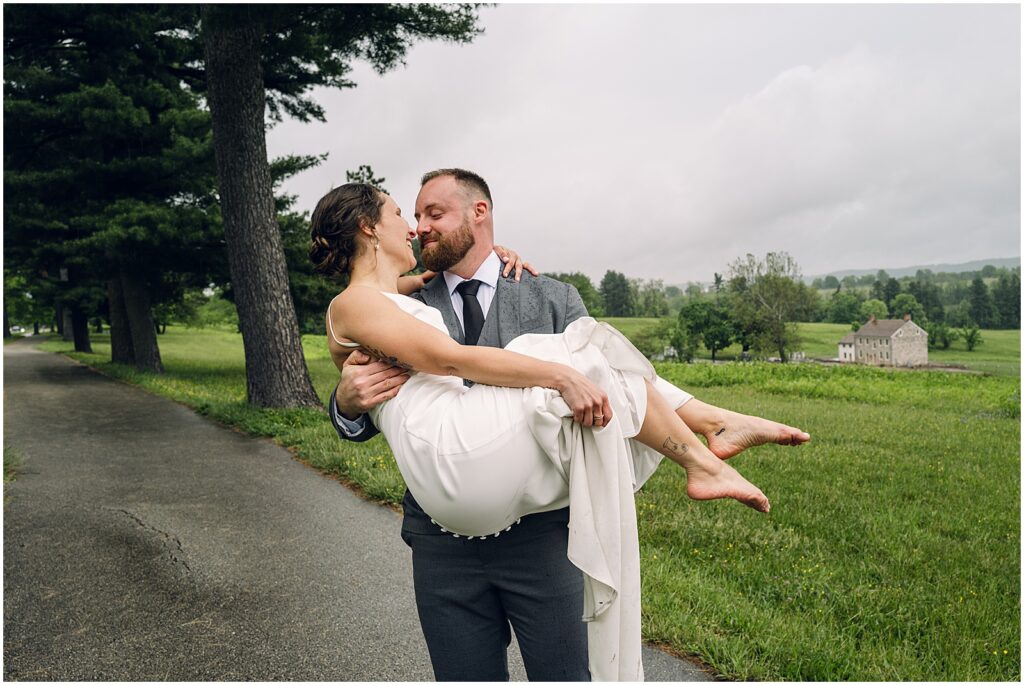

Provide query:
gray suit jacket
left=328, top=271, right=588, bottom=442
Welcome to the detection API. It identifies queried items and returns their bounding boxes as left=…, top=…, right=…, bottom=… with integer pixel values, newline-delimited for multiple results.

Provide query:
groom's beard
left=420, top=216, right=475, bottom=272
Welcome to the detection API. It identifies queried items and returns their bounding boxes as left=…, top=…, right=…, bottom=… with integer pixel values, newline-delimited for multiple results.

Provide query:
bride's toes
left=707, top=412, right=810, bottom=460
left=748, top=491, right=770, bottom=513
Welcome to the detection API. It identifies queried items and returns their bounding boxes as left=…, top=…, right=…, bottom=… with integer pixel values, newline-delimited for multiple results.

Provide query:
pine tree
left=967, top=277, right=994, bottom=329
left=4, top=5, right=221, bottom=368
left=600, top=270, right=636, bottom=317
left=991, top=272, right=1021, bottom=329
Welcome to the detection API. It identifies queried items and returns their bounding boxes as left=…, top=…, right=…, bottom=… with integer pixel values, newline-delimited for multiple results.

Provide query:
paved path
left=3, top=340, right=710, bottom=681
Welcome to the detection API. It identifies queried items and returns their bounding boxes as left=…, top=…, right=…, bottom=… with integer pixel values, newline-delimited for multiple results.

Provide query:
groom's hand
left=335, top=350, right=410, bottom=419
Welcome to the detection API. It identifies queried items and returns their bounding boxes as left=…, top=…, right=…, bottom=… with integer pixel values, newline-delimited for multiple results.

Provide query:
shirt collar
left=443, top=251, right=502, bottom=296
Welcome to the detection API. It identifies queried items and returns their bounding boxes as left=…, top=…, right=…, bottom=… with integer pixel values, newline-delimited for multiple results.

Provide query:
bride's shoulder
left=332, top=284, right=387, bottom=307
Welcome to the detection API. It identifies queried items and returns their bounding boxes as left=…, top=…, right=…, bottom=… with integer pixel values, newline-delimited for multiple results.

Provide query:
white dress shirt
left=443, top=251, right=501, bottom=331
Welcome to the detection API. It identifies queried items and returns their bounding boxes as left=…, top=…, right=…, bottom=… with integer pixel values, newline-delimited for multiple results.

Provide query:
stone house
left=839, top=315, right=928, bottom=367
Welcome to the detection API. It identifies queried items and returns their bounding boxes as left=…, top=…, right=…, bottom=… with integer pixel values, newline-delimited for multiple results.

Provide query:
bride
left=311, top=182, right=782, bottom=680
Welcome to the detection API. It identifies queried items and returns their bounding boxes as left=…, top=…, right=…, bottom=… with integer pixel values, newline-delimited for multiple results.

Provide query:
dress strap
left=326, top=296, right=361, bottom=348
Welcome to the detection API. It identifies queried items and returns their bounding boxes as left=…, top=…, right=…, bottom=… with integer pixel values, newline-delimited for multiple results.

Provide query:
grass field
left=38, top=327, right=1020, bottom=680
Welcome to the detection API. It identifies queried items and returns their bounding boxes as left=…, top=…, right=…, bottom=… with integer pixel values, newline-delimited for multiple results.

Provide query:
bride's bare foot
left=705, top=410, right=810, bottom=460
left=684, top=457, right=771, bottom=513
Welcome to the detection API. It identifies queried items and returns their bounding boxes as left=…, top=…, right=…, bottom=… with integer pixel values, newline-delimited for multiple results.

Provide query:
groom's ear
left=471, top=199, right=490, bottom=221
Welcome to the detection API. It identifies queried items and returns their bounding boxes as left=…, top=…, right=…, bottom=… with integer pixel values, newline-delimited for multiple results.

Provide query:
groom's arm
left=561, top=283, right=588, bottom=328
left=329, top=389, right=378, bottom=443
left=329, top=350, right=409, bottom=443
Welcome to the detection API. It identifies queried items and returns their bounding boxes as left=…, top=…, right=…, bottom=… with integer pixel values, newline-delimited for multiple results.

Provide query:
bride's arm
left=330, top=287, right=612, bottom=426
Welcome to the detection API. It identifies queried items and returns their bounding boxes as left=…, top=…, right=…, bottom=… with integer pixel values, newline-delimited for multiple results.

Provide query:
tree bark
left=201, top=7, right=321, bottom=409
left=3, top=306, right=11, bottom=338
left=107, top=277, right=136, bottom=365
left=33, top=321, right=39, bottom=335
left=70, top=305, right=92, bottom=353
left=62, top=307, right=74, bottom=341
left=94, top=318, right=103, bottom=333
left=120, top=273, right=163, bottom=373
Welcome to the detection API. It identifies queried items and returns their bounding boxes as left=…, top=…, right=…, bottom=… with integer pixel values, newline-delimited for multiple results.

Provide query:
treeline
left=548, top=254, right=1019, bottom=361
left=3, top=4, right=484, bottom=408
left=812, top=267, right=1021, bottom=330
left=543, top=271, right=671, bottom=318
left=548, top=264, right=1020, bottom=331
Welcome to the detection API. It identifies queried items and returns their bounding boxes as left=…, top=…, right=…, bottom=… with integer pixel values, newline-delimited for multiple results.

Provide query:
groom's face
left=415, top=176, right=476, bottom=272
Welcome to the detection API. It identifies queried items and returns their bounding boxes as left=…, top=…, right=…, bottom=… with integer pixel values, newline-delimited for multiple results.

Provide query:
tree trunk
left=94, top=317, right=103, bottom=333
left=70, top=305, right=92, bottom=353
left=120, top=273, right=163, bottom=373
left=54, top=303, right=64, bottom=336
left=62, top=307, right=74, bottom=341
left=33, top=321, right=39, bottom=335
left=202, top=7, right=321, bottom=409
left=107, top=277, right=136, bottom=365
left=3, top=306, right=11, bottom=338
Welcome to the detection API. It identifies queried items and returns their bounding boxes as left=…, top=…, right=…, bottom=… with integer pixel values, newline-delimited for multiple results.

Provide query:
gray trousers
left=402, top=500, right=590, bottom=681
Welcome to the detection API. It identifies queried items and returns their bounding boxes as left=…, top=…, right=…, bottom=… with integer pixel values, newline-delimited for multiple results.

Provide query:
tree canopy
left=4, top=5, right=221, bottom=366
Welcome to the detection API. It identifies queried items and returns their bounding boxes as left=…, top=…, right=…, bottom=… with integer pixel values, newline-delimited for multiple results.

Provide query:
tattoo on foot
left=662, top=436, right=688, bottom=457
left=714, top=427, right=726, bottom=437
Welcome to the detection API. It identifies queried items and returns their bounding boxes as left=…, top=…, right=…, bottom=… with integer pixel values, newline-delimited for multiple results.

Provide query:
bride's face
left=374, top=193, right=418, bottom=272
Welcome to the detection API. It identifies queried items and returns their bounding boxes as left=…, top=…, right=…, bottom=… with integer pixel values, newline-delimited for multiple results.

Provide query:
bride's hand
left=556, top=369, right=613, bottom=428
left=397, top=271, right=439, bottom=295
left=493, top=245, right=539, bottom=282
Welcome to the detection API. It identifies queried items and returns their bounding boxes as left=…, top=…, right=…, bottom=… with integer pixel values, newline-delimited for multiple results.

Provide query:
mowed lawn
left=39, top=327, right=1020, bottom=680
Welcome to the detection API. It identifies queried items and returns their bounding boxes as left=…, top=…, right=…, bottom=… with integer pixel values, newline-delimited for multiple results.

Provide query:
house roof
left=854, top=318, right=912, bottom=338
left=839, top=333, right=856, bottom=344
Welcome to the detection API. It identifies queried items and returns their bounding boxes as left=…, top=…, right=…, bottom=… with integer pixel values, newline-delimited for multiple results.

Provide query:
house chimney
left=904, top=314, right=911, bottom=321
left=868, top=315, right=877, bottom=324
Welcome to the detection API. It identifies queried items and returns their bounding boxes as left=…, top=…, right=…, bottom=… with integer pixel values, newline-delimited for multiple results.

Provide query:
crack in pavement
left=112, top=508, right=193, bottom=574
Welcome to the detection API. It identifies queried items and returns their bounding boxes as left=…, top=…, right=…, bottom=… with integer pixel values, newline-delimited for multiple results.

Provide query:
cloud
left=268, top=5, right=1020, bottom=285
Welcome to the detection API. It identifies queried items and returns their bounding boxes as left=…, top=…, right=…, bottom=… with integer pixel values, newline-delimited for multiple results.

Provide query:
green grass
left=928, top=329, right=1021, bottom=377
left=4, top=444, right=23, bottom=504
left=4, top=444, right=22, bottom=485
left=38, top=327, right=1021, bottom=680
left=599, top=317, right=663, bottom=339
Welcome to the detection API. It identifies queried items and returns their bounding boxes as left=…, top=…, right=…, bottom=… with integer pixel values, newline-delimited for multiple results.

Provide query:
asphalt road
left=3, top=339, right=711, bottom=681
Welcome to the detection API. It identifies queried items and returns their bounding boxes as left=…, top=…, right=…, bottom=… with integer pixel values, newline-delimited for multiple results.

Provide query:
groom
left=331, top=168, right=593, bottom=680
left=329, top=168, right=809, bottom=680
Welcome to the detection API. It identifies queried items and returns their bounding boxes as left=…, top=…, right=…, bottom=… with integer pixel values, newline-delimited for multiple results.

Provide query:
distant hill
left=810, top=257, right=1020, bottom=282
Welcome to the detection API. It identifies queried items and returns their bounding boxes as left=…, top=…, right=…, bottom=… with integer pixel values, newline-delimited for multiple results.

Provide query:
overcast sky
left=266, top=4, right=1021, bottom=285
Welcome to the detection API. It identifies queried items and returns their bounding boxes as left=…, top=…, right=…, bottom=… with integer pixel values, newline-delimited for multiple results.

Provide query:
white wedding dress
left=365, top=292, right=691, bottom=681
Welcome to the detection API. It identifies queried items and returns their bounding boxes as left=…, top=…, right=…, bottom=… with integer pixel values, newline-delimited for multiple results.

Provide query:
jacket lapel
left=420, top=276, right=465, bottom=344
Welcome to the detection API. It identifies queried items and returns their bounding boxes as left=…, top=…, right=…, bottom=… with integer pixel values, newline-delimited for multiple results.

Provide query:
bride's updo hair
left=309, top=183, right=385, bottom=280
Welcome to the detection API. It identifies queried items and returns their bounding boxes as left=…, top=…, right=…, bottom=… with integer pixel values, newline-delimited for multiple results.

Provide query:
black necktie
left=455, top=279, right=484, bottom=346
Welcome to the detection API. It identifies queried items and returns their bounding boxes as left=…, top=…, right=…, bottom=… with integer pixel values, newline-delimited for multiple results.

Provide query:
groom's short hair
left=421, top=168, right=493, bottom=210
